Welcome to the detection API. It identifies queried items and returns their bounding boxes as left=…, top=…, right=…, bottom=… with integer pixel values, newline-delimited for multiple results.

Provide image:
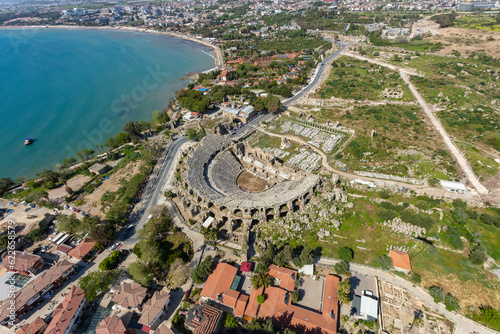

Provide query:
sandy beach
left=0, top=24, right=224, bottom=69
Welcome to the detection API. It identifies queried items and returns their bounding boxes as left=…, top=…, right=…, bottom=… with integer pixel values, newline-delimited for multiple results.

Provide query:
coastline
left=0, top=25, right=223, bottom=69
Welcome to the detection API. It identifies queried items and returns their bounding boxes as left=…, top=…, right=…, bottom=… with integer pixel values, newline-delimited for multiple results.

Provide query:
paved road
left=123, top=136, right=189, bottom=246
left=229, top=113, right=273, bottom=140
left=316, top=258, right=499, bottom=334
left=283, top=44, right=345, bottom=107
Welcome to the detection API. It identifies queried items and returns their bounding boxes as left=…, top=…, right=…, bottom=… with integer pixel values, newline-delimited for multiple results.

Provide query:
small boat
left=24, top=138, right=33, bottom=145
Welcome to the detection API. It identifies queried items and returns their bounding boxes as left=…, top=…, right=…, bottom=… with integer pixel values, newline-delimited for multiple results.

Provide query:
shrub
left=480, top=213, right=500, bottom=227
left=334, top=261, right=349, bottom=275
left=378, top=255, right=393, bottom=270
left=429, top=286, right=446, bottom=303
left=380, top=201, right=395, bottom=211
left=378, top=209, right=397, bottom=221
left=414, top=200, right=429, bottom=210
left=473, top=306, right=500, bottom=330
left=338, top=247, right=354, bottom=262
left=445, top=293, right=460, bottom=311
left=410, top=272, right=422, bottom=284
left=291, top=290, right=300, bottom=304
left=379, top=189, right=391, bottom=199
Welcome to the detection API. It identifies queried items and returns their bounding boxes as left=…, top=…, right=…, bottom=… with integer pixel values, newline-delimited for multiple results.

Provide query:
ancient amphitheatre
left=173, top=134, right=322, bottom=234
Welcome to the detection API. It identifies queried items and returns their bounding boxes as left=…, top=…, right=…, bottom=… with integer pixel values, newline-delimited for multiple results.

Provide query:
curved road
left=284, top=44, right=345, bottom=107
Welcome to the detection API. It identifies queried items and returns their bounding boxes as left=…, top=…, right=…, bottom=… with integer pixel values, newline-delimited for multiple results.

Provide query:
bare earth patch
left=80, top=161, right=143, bottom=218
left=429, top=27, right=500, bottom=58
left=47, top=174, right=91, bottom=204
left=237, top=172, right=272, bottom=192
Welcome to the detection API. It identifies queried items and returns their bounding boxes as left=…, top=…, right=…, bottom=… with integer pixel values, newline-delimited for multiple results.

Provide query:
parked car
left=110, top=242, right=122, bottom=251
left=23, top=207, right=31, bottom=212
left=63, top=205, right=69, bottom=210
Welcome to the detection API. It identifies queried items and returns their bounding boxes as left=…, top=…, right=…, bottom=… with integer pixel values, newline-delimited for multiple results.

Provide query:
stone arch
left=250, top=208, right=259, bottom=217
left=219, top=206, right=227, bottom=212
left=234, top=209, right=243, bottom=217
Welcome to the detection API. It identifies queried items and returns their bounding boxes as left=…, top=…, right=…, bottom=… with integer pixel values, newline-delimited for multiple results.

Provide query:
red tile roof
left=389, top=250, right=412, bottom=271
left=233, top=294, right=249, bottom=317
left=112, top=282, right=148, bottom=309
left=16, top=317, right=46, bottom=334
left=322, top=275, right=340, bottom=325
left=57, top=244, right=72, bottom=254
left=68, top=238, right=96, bottom=260
left=186, top=303, right=223, bottom=334
left=245, top=286, right=264, bottom=318
left=96, top=315, right=127, bottom=334
left=0, top=260, right=75, bottom=322
left=139, top=290, right=170, bottom=327
left=45, top=286, right=86, bottom=334
left=268, top=265, right=297, bottom=291
left=1, top=252, right=42, bottom=274
left=240, top=262, right=252, bottom=272
left=154, top=323, right=174, bottom=334
left=200, top=263, right=238, bottom=303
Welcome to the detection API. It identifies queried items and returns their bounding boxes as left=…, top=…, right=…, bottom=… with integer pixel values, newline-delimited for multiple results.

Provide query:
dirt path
left=257, top=127, right=444, bottom=195
left=343, top=53, right=490, bottom=196
left=400, top=72, right=489, bottom=196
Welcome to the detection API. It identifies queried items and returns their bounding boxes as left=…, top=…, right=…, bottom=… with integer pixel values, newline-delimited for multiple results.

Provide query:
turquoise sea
left=0, top=28, right=214, bottom=179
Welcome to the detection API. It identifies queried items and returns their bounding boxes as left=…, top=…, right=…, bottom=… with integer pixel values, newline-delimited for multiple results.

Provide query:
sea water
left=0, top=28, right=214, bottom=179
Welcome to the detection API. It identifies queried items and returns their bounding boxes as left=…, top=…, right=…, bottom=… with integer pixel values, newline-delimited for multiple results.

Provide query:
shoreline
left=0, top=24, right=223, bottom=69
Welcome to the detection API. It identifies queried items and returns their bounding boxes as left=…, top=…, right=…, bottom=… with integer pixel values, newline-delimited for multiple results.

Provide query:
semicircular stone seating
left=186, top=134, right=319, bottom=210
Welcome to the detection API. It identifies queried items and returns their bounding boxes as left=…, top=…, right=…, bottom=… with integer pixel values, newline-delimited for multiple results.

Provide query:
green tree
left=338, top=247, right=354, bottom=262
left=79, top=270, right=119, bottom=301
left=192, top=255, right=214, bottom=284
left=251, top=272, right=271, bottom=289
left=334, top=261, right=349, bottom=275
left=187, top=128, right=198, bottom=141
left=0, top=177, right=14, bottom=197
left=469, top=245, right=488, bottom=265
left=224, top=314, right=238, bottom=328
left=89, top=221, right=116, bottom=249
left=77, top=149, right=95, bottom=161
left=200, top=226, right=218, bottom=244
left=257, top=294, right=266, bottom=304
left=99, top=250, right=122, bottom=271
left=152, top=109, right=171, bottom=129
left=123, top=121, right=142, bottom=140
left=338, top=278, right=351, bottom=304
left=128, top=261, right=153, bottom=286
left=264, top=94, right=282, bottom=113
